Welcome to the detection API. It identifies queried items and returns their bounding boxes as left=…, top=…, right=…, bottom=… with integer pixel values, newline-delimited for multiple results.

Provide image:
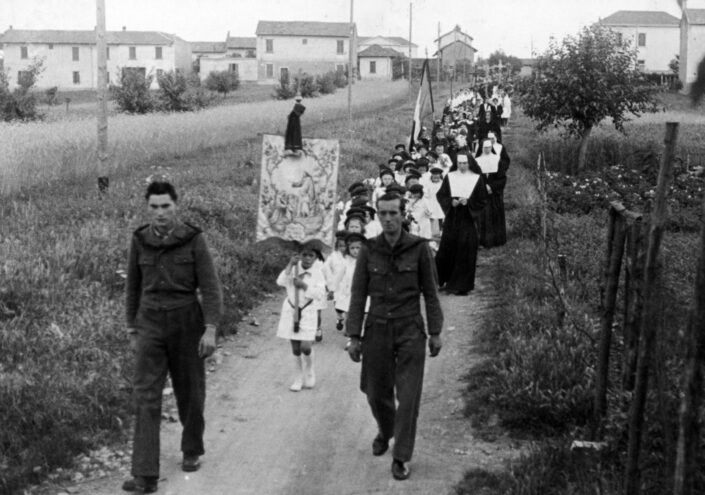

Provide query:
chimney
left=122, top=26, right=126, bottom=31
left=8, top=25, right=12, bottom=30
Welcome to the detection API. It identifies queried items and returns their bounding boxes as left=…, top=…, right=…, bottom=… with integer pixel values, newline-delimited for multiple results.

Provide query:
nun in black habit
left=285, top=95, right=306, bottom=152
left=435, top=152, right=488, bottom=295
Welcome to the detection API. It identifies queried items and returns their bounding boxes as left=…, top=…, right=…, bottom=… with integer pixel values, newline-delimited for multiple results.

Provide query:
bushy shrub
left=156, top=70, right=214, bottom=112
left=333, top=69, right=348, bottom=88
left=0, top=58, right=44, bottom=122
left=273, top=73, right=297, bottom=100
left=295, top=73, right=319, bottom=98
left=204, top=70, right=240, bottom=96
left=110, top=69, right=155, bottom=114
left=316, top=71, right=337, bottom=95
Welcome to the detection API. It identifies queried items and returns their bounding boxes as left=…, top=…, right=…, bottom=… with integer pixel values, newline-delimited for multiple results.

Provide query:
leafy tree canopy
left=486, top=50, right=523, bottom=74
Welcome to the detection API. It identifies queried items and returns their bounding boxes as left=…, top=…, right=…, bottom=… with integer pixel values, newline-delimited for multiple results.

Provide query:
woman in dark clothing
left=435, top=152, right=488, bottom=295
left=475, top=138, right=509, bottom=247
left=285, top=96, right=306, bottom=152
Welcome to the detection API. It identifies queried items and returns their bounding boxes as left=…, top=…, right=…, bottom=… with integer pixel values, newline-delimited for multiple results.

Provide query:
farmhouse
left=679, top=5, right=705, bottom=89
left=358, top=45, right=400, bottom=80
left=434, top=25, right=477, bottom=67
left=358, top=35, right=416, bottom=58
left=195, top=35, right=258, bottom=82
left=599, top=10, right=680, bottom=73
left=0, top=27, right=192, bottom=90
left=255, top=20, right=356, bottom=83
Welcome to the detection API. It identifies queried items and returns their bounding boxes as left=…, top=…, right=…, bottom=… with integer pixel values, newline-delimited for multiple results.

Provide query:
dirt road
left=64, top=262, right=515, bottom=495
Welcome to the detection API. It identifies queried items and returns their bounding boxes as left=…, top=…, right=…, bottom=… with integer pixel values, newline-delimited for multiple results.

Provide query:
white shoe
left=302, top=352, right=316, bottom=389
left=290, top=355, right=303, bottom=392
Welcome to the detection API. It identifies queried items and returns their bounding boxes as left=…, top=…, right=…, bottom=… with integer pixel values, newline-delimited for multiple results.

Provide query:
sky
left=2, top=0, right=702, bottom=59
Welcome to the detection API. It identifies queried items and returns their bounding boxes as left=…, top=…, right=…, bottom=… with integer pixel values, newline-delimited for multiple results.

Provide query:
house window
left=266, top=63, right=274, bottom=78
left=229, top=63, right=238, bottom=74
left=48, top=43, right=54, bottom=49
left=72, top=47, right=79, bottom=61
left=155, top=46, right=163, bottom=59
left=336, top=64, right=345, bottom=73
left=370, top=61, right=376, bottom=74
left=17, top=70, right=30, bottom=86
left=638, top=33, right=646, bottom=47
left=637, top=59, right=645, bottom=71
left=106, top=46, right=110, bottom=59
left=337, top=40, right=344, bottom=54
left=106, top=72, right=110, bottom=83
left=73, top=71, right=80, bottom=84
left=280, top=67, right=289, bottom=82
left=302, top=39, right=308, bottom=45
left=266, top=39, right=273, bottom=53
left=129, top=46, right=136, bottom=60
left=20, top=46, right=28, bottom=59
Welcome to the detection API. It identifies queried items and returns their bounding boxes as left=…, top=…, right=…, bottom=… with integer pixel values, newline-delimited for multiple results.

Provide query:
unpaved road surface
left=61, top=261, right=516, bottom=495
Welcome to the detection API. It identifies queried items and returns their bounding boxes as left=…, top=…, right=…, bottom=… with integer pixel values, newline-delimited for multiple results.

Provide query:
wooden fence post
left=593, top=205, right=627, bottom=436
left=625, top=122, right=679, bottom=495
left=622, top=219, right=645, bottom=392
left=673, top=194, right=705, bottom=495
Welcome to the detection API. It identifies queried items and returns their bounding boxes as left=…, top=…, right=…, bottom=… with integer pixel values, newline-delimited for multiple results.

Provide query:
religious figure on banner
left=257, top=134, right=339, bottom=244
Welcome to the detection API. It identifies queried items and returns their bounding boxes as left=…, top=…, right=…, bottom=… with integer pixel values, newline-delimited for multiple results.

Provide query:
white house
left=358, top=45, right=399, bottom=80
left=255, top=20, right=356, bottom=83
left=358, top=36, right=417, bottom=58
left=193, top=35, right=258, bottom=82
left=680, top=5, right=705, bottom=88
left=599, top=10, right=680, bottom=73
left=0, top=28, right=192, bottom=90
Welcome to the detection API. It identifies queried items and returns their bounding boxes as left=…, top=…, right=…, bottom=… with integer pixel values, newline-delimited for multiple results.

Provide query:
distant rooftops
left=684, top=8, right=705, bottom=25
left=191, top=41, right=227, bottom=53
left=358, top=44, right=404, bottom=58
left=0, top=28, right=184, bottom=45
left=600, top=10, right=680, bottom=26
left=255, top=20, right=353, bottom=38
left=358, top=36, right=416, bottom=47
left=226, top=36, right=256, bottom=49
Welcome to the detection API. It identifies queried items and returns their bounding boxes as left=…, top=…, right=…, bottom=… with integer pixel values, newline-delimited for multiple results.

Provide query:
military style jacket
left=126, top=221, right=223, bottom=328
left=346, top=231, right=443, bottom=337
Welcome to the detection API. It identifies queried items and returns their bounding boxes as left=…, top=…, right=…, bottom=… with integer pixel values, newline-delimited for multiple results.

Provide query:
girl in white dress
left=407, top=184, right=433, bottom=239
left=323, top=231, right=348, bottom=332
left=427, top=167, right=445, bottom=237
left=276, top=242, right=326, bottom=391
left=332, top=232, right=367, bottom=338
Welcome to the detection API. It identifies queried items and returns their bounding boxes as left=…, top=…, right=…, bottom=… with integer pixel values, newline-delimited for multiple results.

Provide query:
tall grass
left=0, top=81, right=408, bottom=195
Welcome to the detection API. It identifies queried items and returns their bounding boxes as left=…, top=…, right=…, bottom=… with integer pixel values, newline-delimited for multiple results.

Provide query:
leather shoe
left=372, top=434, right=389, bottom=456
left=182, top=454, right=201, bottom=472
left=391, top=459, right=410, bottom=480
left=122, top=476, right=158, bottom=493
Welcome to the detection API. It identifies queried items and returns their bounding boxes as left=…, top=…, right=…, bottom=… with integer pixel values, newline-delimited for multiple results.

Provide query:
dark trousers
left=131, top=302, right=206, bottom=477
left=360, top=315, right=427, bottom=462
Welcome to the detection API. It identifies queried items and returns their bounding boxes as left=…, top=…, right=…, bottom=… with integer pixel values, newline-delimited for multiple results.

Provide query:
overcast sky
left=2, top=0, right=701, bottom=58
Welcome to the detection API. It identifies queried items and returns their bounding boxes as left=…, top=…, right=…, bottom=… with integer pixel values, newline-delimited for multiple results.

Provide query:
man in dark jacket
left=123, top=181, right=223, bottom=494
left=346, top=192, right=443, bottom=481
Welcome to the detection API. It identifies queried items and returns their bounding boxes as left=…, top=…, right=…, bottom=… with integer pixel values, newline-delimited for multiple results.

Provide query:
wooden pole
left=593, top=206, right=627, bottom=436
left=437, top=22, right=441, bottom=86
left=96, top=0, right=109, bottom=193
left=347, top=0, right=354, bottom=127
left=673, top=194, right=705, bottom=495
left=622, top=218, right=645, bottom=392
left=408, top=2, right=412, bottom=97
left=625, top=122, right=679, bottom=495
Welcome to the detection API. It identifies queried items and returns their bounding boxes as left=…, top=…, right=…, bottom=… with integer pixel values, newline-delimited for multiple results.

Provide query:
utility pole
left=348, top=0, right=354, bottom=126
left=96, top=0, right=109, bottom=192
left=408, top=2, right=412, bottom=97
left=437, top=22, right=441, bottom=87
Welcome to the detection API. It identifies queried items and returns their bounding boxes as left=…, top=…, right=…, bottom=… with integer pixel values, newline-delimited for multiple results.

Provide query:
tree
left=204, top=70, right=240, bottom=97
left=0, top=58, right=45, bottom=122
left=519, top=24, right=659, bottom=172
left=487, top=50, right=523, bottom=75
left=110, top=68, right=155, bottom=114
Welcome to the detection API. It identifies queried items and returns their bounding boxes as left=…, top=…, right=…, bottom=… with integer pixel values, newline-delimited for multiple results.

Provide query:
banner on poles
left=256, top=134, right=340, bottom=244
left=409, top=58, right=435, bottom=149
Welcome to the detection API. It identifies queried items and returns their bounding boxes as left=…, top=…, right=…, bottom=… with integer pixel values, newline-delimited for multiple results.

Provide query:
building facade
left=434, top=25, right=477, bottom=67
left=680, top=6, right=705, bottom=88
left=0, top=28, right=192, bottom=90
left=599, top=10, right=680, bottom=73
left=255, top=21, right=356, bottom=83
left=358, top=45, right=398, bottom=80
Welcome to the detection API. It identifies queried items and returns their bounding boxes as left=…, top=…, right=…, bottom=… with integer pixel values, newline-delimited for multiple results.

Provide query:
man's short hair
left=375, top=192, right=405, bottom=214
left=145, top=181, right=178, bottom=201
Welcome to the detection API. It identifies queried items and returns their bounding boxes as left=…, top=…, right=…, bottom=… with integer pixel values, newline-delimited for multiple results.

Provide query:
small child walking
left=276, top=241, right=326, bottom=391
left=323, top=231, right=348, bottom=332
left=332, top=232, right=368, bottom=346
left=407, top=184, right=433, bottom=239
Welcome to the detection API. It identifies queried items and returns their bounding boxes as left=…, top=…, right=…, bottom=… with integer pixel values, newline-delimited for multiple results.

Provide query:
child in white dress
left=427, top=167, right=446, bottom=237
left=323, top=231, right=348, bottom=332
left=276, top=241, right=326, bottom=392
left=332, top=232, right=367, bottom=339
left=407, top=184, right=433, bottom=239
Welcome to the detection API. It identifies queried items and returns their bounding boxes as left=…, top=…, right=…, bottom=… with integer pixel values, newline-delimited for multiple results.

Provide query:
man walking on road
left=123, top=181, right=223, bottom=493
left=346, top=192, right=444, bottom=481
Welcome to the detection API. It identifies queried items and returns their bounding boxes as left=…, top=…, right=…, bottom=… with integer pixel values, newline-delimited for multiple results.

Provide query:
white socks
left=290, top=355, right=303, bottom=392
left=302, top=350, right=316, bottom=389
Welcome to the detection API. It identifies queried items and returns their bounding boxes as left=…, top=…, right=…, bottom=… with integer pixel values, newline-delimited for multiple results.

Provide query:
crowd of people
left=122, top=86, right=512, bottom=493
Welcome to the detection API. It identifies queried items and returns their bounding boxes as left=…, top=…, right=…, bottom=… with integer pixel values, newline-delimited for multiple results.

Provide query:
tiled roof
left=600, top=10, right=680, bottom=26
left=191, top=41, right=227, bottom=53
left=226, top=36, right=256, bottom=49
left=0, top=29, right=181, bottom=45
left=256, top=21, right=353, bottom=37
left=358, top=35, right=417, bottom=47
left=358, top=44, right=403, bottom=58
left=685, top=9, right=705, bottom=25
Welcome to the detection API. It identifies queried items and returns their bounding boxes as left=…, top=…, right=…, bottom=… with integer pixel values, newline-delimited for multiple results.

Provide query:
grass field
left=0, top=81, right=408, bottom=195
